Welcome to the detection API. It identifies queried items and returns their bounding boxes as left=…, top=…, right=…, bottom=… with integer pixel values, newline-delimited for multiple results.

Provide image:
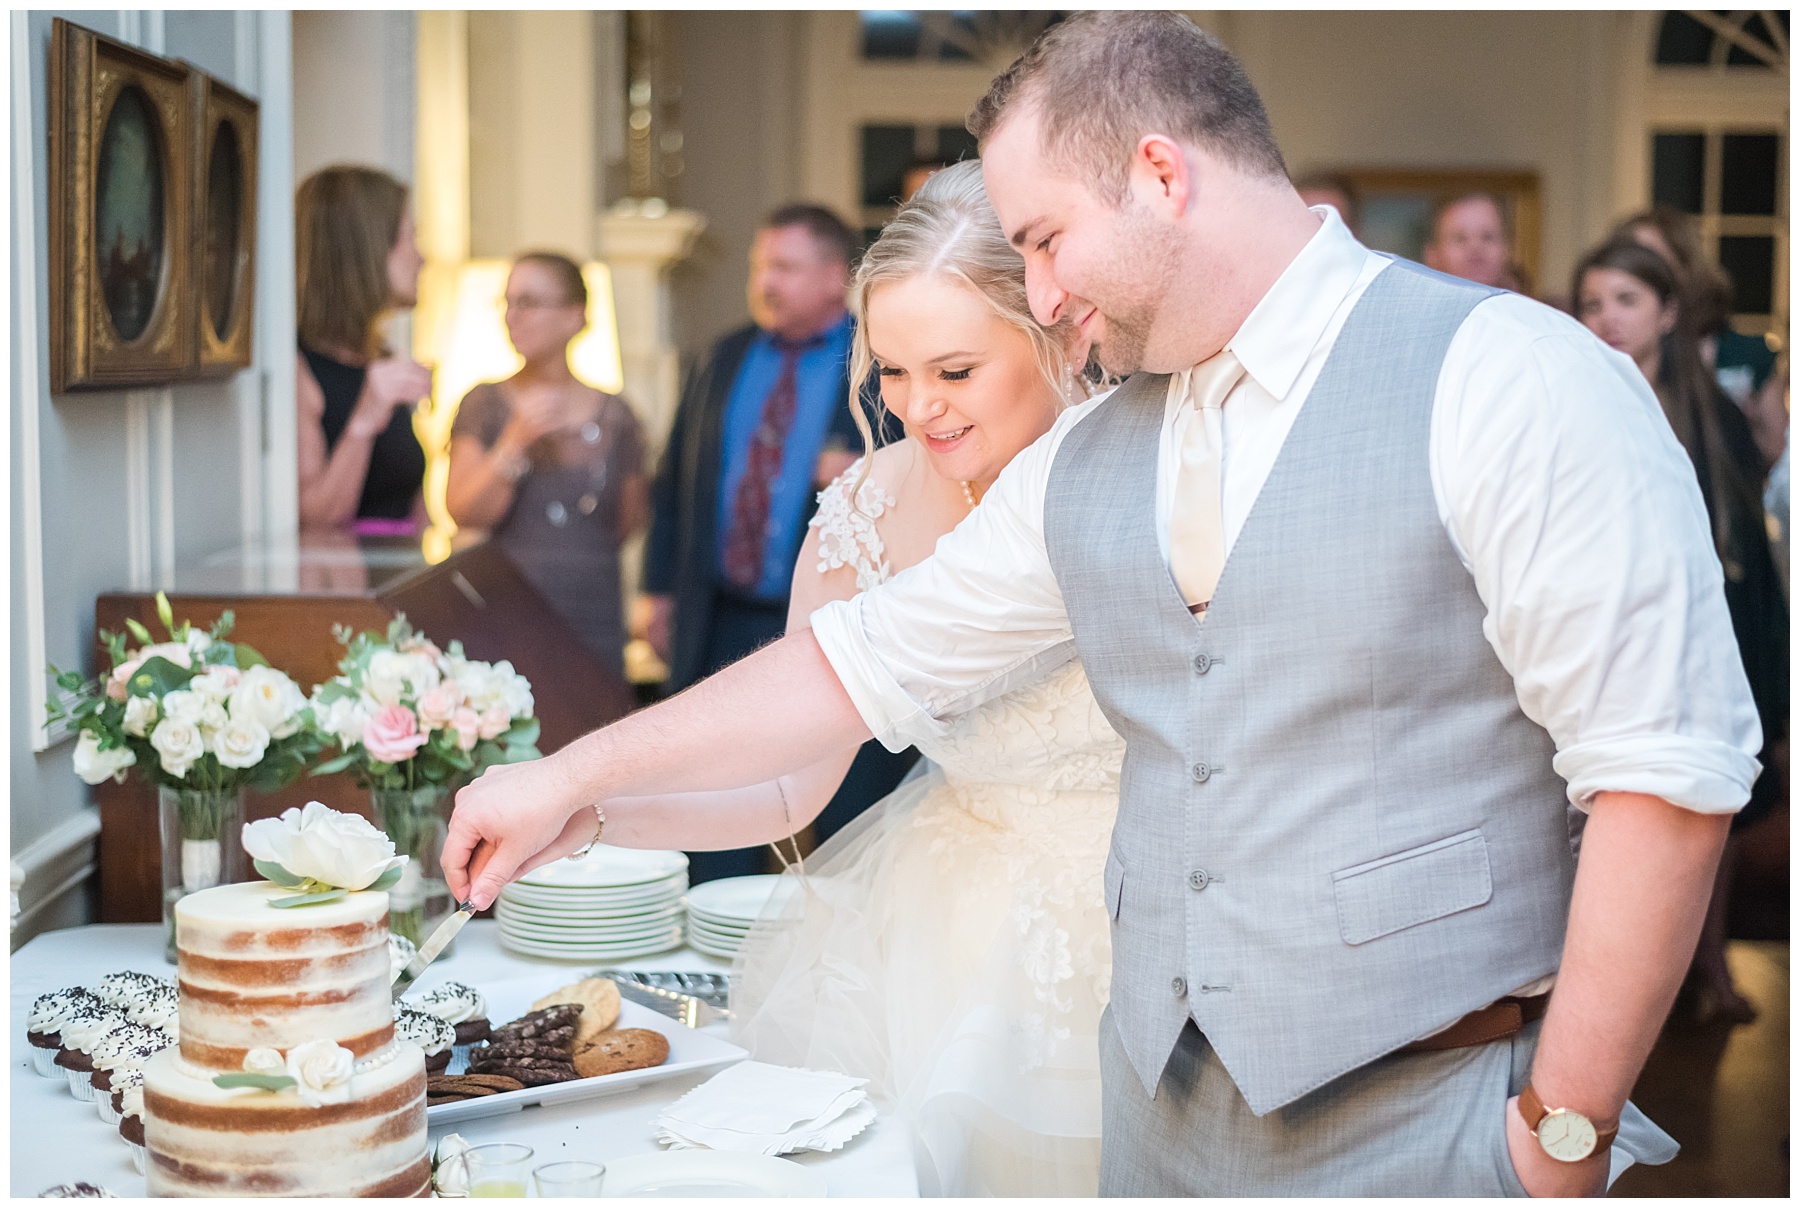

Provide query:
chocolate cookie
left=572, top=1028, right=670, bottom=1079
left=488, top=1004, right=581, bottom=1043
left=465, top=1055, right=578, bottom=1086
left=470, top=1038, right=572, bottom=1063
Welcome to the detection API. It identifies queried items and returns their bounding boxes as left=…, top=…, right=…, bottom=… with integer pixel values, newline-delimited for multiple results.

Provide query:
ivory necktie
left=1167, top=350, right=1246, bottom=612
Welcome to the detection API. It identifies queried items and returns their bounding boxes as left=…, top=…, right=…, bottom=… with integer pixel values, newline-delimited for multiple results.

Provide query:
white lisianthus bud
left=122, top=695, right=159, bottom=738
left=212, top=717, right=271, bottom=770
left=150, top=717, right=205, bottom=780
left=72, top=730, right=136, bottom=785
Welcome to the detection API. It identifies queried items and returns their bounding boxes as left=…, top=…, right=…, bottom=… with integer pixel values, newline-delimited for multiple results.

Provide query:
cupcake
left=90, top=1024, right=168, bottom=1117
left=38, top=1183, right=117, bottom=1198
left=26, top=988, right=99, bottom=1078
left=417, top=982, right=489, bottom=1065
left=118, top=1084, right=147, bottom=1174
left=56, top=1001, right=129, bottom=1101
left=395, top=1004, right=456, bottom=1074
left=388, top=933, right=418, bottom=981
left=124, top=981, right=179, bottom=1037
left=92, top=971, right=172, bottom=1009
left=99, top=1064, right=145, bottom=1127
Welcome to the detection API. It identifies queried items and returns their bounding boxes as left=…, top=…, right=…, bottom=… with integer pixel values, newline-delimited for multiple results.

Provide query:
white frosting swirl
left=393, top=1007, right=454, bottom=1056
left=126, top=985, right=179, bottom=1032
left=387, top=934, right=418, bottom=981
left=110, top=1066, right=145, bottom=1094
left=29, top=988, right=98, bottom=1034
left=61, top=1008, right=129, bottom=1053
left=120, top=1084, right=145, bottom=1120
left=90, top=1025, right=168, bottom=1071
left=417, top=981, right=485, bottom=1026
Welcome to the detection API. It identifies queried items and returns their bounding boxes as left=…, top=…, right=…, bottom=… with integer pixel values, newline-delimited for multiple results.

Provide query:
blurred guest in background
left=1576, top=237, right=1788, bottom=1024
left=1424, top=191, right=1526, bottom=292
left=642, top=204, right=916, bottom=881
left=901, top=156, right=951, bottom=203
left=446, top=252, right=648, bottom=678
left=1616, top=206, right=1787, bottom=471
left=295, top=165, right=431, bottom=533
left=1292, top=171, right=1361, bottom=237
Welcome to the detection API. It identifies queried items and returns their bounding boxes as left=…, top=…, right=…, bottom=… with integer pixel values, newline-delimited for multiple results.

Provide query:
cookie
left=572, top=1028, right=670, bottom=1079
left=488, top=1004, right=581, bottom=1044
left=445, top=1073, right=526, bottom=1093
left=530, top=978, right=622, bottom=1043
left=427, top=1073, right=526, bottom=1097
left=473, top=1061, right=578, bottom=1087
left=470, top=1038, right=573, bottom=1063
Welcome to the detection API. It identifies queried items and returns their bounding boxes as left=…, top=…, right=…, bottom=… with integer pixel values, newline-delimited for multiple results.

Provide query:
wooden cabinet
left=92, top=534, right=633, bottom=922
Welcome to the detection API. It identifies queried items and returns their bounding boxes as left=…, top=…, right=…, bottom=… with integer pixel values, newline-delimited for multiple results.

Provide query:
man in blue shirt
left=642, top=204, right=916, bottom=882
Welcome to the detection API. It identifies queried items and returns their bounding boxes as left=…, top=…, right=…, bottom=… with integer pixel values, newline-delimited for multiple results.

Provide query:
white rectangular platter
left=422, top=970, right=746, bottom=1126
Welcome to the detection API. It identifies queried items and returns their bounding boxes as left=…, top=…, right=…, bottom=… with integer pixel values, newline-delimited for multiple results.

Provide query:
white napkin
left=655, top=1061, right=876, bottom=1156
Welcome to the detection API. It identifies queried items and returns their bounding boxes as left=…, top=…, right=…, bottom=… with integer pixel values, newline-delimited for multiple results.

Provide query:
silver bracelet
left=570, top=803, right=606, bottom=859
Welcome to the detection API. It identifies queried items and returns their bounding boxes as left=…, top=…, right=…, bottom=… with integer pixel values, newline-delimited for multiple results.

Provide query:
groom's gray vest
left=1044, top=261, right=1575, bottom=1116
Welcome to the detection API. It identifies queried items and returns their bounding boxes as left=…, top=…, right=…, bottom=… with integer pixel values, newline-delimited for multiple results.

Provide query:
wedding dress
left=730, top=466, right=1125, bottom=1197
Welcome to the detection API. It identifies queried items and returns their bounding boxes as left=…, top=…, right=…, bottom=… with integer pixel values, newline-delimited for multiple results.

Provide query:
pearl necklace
left=961, top=481, right=979, bottom=508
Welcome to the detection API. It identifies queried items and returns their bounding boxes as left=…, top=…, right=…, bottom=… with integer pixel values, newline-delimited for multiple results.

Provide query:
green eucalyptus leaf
left=234, top=643, right=270, bottom=670
left=269, top=888, right=349, bottom=909
left=309, top=751, right=362, bottom=777
left=211, top=1072, right=297, bottom=1092
left=368, top=865, right=404, bottom=892
left=254, top=859, right=307, bottom=887
left=505, top=718, right=541, bottom=749
left=124, top=618, right=155, bottom=646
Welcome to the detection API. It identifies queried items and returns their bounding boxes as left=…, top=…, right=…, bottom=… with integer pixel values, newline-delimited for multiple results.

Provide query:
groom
left=445, top=13, right=1758, bottom=1196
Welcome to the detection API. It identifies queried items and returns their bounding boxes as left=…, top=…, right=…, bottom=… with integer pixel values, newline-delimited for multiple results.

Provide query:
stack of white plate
left=496, top=848, right=688, bottom=962
left=684, top=875, right=796, bottom=960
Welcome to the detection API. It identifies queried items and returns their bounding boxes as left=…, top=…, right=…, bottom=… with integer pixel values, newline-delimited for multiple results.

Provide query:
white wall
left=9, top=10, right=294, bottom=947
left=291, top=10, right=414, bottom=186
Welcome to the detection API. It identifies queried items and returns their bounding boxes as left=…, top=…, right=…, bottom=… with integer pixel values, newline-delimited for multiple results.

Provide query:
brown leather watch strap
left=1519, top=1083, right=1619, bottom=1148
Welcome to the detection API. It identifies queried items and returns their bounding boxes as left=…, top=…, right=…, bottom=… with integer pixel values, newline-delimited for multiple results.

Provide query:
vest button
left=1190, top=762, right=1211, bottom=783
left=1193, top=652, right=1212, bottom=674
left=1187, top=868, right=1211, bottom=891
left=1170, top=976, right=1188, bottom=997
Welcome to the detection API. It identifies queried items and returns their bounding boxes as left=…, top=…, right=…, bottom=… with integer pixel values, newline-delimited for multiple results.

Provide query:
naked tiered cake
left=140, top=882, right=429, bottom=1197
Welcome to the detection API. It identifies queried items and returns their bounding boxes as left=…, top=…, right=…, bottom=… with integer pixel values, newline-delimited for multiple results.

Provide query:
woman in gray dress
left=445, top=252, right=648, bottom=676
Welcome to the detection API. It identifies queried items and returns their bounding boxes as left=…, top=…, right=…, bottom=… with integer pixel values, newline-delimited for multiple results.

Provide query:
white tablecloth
left=10, top=922, right=918, bottom=1197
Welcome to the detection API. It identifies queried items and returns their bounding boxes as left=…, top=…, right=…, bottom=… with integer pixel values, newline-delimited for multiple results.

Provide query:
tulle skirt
left=730, top=766, right=1116, bottom=1197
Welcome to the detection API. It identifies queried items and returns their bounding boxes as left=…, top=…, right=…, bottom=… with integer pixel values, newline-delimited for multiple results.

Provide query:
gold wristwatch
left=1518, top=1084, right=1617, bottom=1163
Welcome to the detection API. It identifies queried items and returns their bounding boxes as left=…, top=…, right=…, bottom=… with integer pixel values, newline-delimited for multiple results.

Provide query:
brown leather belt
left=1402, top=994, right=1549, bottom=1054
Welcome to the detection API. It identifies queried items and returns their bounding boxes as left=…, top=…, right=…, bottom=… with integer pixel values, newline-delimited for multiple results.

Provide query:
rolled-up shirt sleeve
left=1435, top=296, right=1763, bottom=813
left=810, top=397, right=1104, bottom=751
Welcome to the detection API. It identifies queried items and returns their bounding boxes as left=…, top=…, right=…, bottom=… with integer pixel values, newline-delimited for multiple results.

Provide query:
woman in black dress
left=1576, top=238, right=1788, bottom=1023
left=294, top=166, right=432, bottom=532
left=445, top=253, right=648, bottom=676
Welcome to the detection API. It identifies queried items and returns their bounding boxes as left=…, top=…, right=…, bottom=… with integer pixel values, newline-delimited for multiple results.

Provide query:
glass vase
left=159, top=785, right=247, bottom=961
left=370, top=783, right=458, bottom=952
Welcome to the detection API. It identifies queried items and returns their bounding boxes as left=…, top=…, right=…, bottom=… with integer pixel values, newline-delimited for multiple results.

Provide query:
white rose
left=136, top=640, right=194, bottom=670
left=189, top=665, right=240, bottom=702
left=364, top=651, right=412, bottom=707
left=310, top=691, right=368, bottom=748
left=453, top=662, right=499, bottom=712
left=433, top=1134, right=472, bottom=1197
left=493, top=661, right=534, bottom=720
left=241, top=801, right=404, bottom=891
left=285, top=1039, right=354, bottom=1107
left=122, top=695, right=159, bottom=738
left=149, top=717, right=205, bottom=780
left=159, top=689, right=206, bottom=725
left=403, top=651, right=442, bottom=695
left=242, top=1047, right=286, bottom=1078
left=196, top=699, right=230, bottom=737
left=73, top=730, right=136, bottom=785
left=230, top=666, right=308, bottom=740
left=212, top=717, right=271, bottom=770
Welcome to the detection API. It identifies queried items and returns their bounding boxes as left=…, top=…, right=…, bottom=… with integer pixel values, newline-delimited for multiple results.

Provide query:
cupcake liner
left=96, top=1096, right=122, bottom=1127
left=31, top=1045, right=60, bottom=1078
left=125, top=1140, right=146, bottom=1175
left=65, top=1066, right=97, bottom=1102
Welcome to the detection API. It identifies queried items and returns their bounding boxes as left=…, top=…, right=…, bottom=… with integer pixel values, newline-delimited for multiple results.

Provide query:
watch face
left=1536, top=1109, right=1598, bottom=1162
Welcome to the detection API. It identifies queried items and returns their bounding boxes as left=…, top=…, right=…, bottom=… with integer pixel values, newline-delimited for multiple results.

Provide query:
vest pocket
left=1103, top=850, right=1125, bottom=921
left=1331, top=828, right=1494, bottom=946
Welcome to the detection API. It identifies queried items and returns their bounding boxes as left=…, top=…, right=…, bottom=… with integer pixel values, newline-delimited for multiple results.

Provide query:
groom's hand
left=444, top=755, right=593, bottom=910
left=1504, top=1094, right=1610, bottom=1197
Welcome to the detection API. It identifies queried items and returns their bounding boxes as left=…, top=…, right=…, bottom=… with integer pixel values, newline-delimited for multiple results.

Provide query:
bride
left=501, top=162, right=1122, bottom=1196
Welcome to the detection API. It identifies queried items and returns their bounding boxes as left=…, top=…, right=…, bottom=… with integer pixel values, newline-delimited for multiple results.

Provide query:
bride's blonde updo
left=847, top=159, right=1091, bottom=463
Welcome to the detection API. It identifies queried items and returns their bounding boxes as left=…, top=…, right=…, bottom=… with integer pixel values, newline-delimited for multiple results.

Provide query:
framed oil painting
left=192, top=74, right=259, bottom=375
left=1337, top=168, right=1542, bottom=295
left=49, top=18, right=196, bottom=392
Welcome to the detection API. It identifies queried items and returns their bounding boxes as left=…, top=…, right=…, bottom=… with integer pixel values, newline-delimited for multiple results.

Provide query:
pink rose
left=362, top=704, right=429, bottom=764
left=106, top=660, right=138, bottom=702
left=452, top=708, right=481, bottom=752
left=477, top=703, right=511, bottom=741
left=416, top=686, right=458, bottom=731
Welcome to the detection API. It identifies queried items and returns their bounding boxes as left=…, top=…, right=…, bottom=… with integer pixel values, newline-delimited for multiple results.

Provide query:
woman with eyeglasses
left=446, top=251, right=649, bottom=677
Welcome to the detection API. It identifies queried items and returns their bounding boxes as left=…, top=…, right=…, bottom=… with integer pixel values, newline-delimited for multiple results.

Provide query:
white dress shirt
left=812, top=208, right=1761, bottom=816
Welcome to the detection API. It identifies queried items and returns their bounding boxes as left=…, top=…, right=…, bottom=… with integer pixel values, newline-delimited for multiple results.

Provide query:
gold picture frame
left=1337, top=168, right=1542, bottom=295
left=192, top=74, right=258, bottom=375
left=48, top=18, right=196, bottom=392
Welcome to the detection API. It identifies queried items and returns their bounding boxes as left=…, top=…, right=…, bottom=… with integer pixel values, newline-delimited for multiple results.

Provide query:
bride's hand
left=443, top=755, right=597, bottom=909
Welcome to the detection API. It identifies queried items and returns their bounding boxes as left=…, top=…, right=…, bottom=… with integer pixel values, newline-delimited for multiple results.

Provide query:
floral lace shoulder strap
left=808, top=459, right=895, bottom=592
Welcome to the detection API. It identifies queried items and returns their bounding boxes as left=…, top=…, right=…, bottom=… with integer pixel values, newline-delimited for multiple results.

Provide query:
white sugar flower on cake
left=286, top=1039, right=356, bottom=1107
left=241, top=802, right=406, bottom=906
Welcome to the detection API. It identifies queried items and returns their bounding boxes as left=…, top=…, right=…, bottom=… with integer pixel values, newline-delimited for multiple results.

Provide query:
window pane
left=935, top=125, right=979, bottom=166
left=1721, top=134, right=1780, bottom=215
left=1726, top=13, right=1777, bottom=67
left=1654, top=11, right=1715, bottom=64
left=1652, top=132, right=1707, bottom=213
left=861, top=11, right=921, bottom=60
left=1718, top=235, right=1776, bottom=314
left=861, top=125, right=917, bottom=208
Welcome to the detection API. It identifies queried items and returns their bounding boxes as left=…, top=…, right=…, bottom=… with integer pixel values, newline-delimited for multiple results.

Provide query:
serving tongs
left=593, top=969, right=733, bottom=1028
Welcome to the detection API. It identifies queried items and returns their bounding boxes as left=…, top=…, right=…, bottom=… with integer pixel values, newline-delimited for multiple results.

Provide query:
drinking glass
left=465, top=1143, right=534, bottom=1198
left=533, top=1160, right=607, bottom=1197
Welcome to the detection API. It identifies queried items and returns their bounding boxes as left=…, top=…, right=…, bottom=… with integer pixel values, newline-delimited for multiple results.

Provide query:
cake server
left=391, top=901, right=474, bottom=999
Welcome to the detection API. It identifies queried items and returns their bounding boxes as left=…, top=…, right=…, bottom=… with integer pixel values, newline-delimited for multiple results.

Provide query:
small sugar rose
left=363, top=704, right=428, bottom=765
left=122, top=695, right=159, bottom=738
left=452, top=708, right=480, bottom=753
left=149, top=717, right=205, bottom=780
left=73, top=730, right=136, bottom=785
left=285, top=1039, right=354, bottom=1107
left=242, top=1047, right=286, bottom=1077
left=212, top=717, right=271, bottom=770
